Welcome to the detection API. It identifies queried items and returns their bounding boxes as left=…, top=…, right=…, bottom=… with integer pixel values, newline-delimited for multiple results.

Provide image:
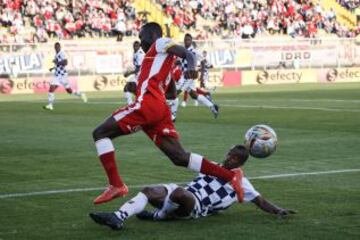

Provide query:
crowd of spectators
left=1, top=0, right=359, bottom=45
left=336, top=0, right=359, bottom=13
left=158, top=0, right=359, bottom=39
left=0, top=0, right=144, bottom=44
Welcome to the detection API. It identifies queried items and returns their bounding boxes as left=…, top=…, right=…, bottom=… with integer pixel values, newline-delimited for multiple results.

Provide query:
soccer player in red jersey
left=92, top=22, right=243, bottom=205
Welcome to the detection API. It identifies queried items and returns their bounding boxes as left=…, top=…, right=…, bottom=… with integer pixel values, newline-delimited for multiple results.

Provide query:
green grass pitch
left=0, top=83, right=359, bottom=240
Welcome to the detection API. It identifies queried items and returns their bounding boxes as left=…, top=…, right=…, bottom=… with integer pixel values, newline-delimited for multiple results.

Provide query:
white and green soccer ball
left=245, top=124, right=278, bottom=158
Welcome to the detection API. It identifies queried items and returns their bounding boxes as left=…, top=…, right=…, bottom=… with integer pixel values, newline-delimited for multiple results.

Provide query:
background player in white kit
left=123, top=41, right=145, bottom=105
left=43, top=42, right=87, bottom=111
left=89, top=144, right=296, bottom=230
left=169, top=34, right=219, bottom=121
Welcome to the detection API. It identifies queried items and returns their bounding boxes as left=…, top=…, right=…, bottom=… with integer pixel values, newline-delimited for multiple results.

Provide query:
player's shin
left=48, top=92, right=55, bottom=105
left=125, top=91, right=133, bottom=105
left=197, top=94, right=214, bottom=108
left=188, top=153, right=234, bottom=182
left=169, top=98, right=179, bottom=120
left=95, top=138, right=124, bottom=187
left=114, top=192, right=148, bottom=221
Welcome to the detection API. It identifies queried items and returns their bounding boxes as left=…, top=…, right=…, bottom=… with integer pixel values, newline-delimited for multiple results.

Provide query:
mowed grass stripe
left=1, top=168, right=359, bottom=199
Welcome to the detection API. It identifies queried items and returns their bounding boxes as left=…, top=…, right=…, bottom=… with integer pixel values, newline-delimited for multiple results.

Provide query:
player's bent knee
left=170, top=187, right=188, bottom=202
left=141, top=187, right=153, bottom=196
left=92, top=126, right=104, bottom=141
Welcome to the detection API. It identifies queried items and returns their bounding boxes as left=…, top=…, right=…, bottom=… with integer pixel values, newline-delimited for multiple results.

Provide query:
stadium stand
left=0, top=0, right=359, bottom=44
left=156, top=0, right=359, bottom=39
left=0, top=0, right=142, bottom=43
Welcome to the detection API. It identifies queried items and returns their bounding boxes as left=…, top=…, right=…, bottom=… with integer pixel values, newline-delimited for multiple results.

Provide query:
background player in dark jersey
left=89, top=144, right=296, bottom=231
left=123, top=41, right=145, bottom=105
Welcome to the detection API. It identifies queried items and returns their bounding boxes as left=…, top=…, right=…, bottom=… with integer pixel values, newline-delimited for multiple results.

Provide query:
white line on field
left=0, top=168, right=359, bottom=200
left=220, top=99, right=360, bottom=103
left=219, top=104, right=360, bottom=112
left=2, top=99, right=359, bottom=112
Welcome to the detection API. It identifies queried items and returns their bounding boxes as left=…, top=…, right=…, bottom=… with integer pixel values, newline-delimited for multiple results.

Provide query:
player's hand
left=184, top=70, right=198, bottom=79
left=52, top=59, right=57, bottom=64
left=277, top=208, right=297, bottom=218
left=123, top=72, right=130, bottom=78
left=49, top=67, right=54, bottom=72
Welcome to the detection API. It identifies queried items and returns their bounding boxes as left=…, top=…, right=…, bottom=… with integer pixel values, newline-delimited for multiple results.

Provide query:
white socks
left=125, top=91, right=133, bottom=105
left=197, top=94, right=214, bottom=108
left=167, top=98, right=179, bottom=120
left=95, top=138, right=114, bottom=156
left=114, top=192, right=149, bottom=221
left=72, top=90, right=82, bottom=97
left=48, top=92, right=55, bottom=106
left=187, top=153, right=203, bottom=172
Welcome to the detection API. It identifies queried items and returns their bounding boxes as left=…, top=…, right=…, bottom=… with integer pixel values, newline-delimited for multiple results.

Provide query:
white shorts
left=51, top=75, right=70, bottom=89
left=176, top=76, right=196, bottom=92
left=126, top=74, right=138, bottom=83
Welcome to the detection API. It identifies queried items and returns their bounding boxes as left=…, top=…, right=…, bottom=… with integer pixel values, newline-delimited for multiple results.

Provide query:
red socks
left=200, top=158, right=234, bottom=182
left=99, top=152, right=124, bottom=187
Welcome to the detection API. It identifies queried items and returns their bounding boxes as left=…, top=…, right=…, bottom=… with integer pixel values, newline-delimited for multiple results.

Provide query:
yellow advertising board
left=317, top=68, right=360, bottom=83
left=242, top=69, right=318, bottom=85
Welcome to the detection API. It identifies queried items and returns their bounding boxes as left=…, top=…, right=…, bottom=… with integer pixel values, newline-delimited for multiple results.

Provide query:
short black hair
left=54, top=42, right=60, bottom=46
left=230, top=145, right=249, bottom=165
left=184, top=33, right=193, bottom=39
left=133, top=40, right=140, bottom=46
left=142, top=22, right=163, bottom=37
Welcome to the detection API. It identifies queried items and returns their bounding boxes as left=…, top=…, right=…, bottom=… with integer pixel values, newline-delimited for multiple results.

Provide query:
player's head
left=54, top=42, right=61, bottom=53
left=139, top=22, right=163, bottom=53
left=202, top=50, right=207, bottom=58
left=222, top=145, right=249, bottom=169
left=133, top=41, right=141, bottom=52
left=184, top=33, right=193, bottom=48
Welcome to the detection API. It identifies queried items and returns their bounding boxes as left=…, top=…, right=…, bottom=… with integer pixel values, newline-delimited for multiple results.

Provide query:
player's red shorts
left=112, top=92, right=178, bottom=145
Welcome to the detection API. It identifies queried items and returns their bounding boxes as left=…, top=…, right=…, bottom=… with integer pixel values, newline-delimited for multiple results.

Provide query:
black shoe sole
left=89, top=213, right=123, bottom=231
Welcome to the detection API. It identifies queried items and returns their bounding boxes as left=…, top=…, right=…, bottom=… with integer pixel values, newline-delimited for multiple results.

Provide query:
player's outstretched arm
left=167, top=45, right=198, bottom=79
left=251, top=196, right=297, bottom=218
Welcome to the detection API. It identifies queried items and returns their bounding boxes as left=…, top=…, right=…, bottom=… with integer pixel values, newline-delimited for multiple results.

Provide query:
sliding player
left=89, top=145, right=296, bottom=230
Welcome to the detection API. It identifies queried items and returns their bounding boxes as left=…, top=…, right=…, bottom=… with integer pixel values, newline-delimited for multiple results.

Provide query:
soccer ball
left=244, top=124, right=278, bottom=158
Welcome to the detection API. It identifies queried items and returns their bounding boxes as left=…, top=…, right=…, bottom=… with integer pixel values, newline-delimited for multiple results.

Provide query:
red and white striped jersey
left=136, top=38, right=176, bottom=102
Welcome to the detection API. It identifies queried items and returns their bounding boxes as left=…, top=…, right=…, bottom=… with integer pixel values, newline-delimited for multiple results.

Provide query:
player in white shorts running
left=123, top=41, right=145, bottom=105
left=89, top=144, right=296, bottom=230
left=168, top=34, right=219, bottom=121
left=43, top=42, right=87, bottom=111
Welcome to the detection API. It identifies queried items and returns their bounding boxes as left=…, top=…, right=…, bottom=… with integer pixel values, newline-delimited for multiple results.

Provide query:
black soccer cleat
left=210, top=104, right=219, bottom=118
left=89, top=212, right=123, bottom=230
left=136, top=210, right=156, bottom=220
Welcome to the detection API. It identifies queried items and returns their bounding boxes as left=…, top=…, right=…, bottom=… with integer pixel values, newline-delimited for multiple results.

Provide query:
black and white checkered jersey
left=185, top=172, right=259, bottom=217
left=180, top=46, right=201, bottom=76
left=133, top=49, right=145, bottom=73
left=54, top=50, right=67, bottom=77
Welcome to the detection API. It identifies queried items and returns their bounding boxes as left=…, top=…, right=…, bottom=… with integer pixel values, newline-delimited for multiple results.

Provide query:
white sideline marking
left=219, top=104, right=360, bottom=113
left=0, top=169, right=359, bottom=199
left=2, top=99, right=359, bottom=112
